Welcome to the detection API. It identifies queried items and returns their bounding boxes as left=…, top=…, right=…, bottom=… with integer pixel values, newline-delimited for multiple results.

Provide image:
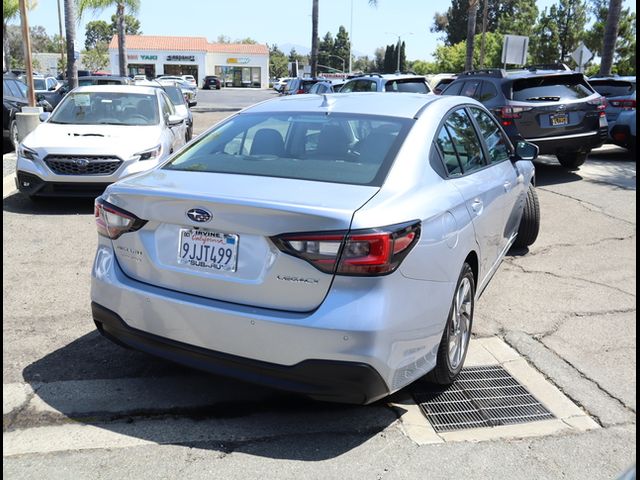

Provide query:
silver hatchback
left=91, top=93, right=540, bottom=404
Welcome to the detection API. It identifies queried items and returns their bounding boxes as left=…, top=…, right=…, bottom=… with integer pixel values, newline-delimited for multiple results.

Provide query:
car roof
left=245, top=92, right=441, bottom=118
left=78, top=75, right=129, bottom=81
left=72, top=85, right=160, bottom=95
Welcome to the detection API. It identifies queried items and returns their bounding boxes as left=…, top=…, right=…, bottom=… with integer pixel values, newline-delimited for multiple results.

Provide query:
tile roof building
left=108, top=35, right=269, bottom=88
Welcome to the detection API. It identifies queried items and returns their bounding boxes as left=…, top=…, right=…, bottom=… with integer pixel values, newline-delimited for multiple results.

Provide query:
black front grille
left=44, top=155, right=122, bottom=176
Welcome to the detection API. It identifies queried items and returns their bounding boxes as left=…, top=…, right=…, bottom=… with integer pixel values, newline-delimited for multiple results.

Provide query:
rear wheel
left=430, top=263, right=475, bottom=385
left=513, top=184, right=540, bottom=248
left=556, top=151, right=587, bottom=170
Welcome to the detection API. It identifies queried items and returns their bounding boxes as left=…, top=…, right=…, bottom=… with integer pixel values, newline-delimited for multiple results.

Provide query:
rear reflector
left=95, top=197, right=147, bottom=240
left=272, top=221, right=421, bottom=276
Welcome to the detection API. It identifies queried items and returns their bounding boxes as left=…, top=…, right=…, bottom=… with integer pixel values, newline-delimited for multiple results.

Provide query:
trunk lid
left=104, top=170, right=380, bottom=312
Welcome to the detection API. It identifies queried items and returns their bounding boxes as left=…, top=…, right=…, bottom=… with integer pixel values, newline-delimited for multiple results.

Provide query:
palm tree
left=3, top=0, right=37, bottom=70
left=465, top=0, right=479, bottom=71
left=310, top=0, right=377, bottom=77
left=599, top=0, right=623, bottom=76
left=64, top=0, right=78, bottom=88
left=77, top=0, right=140, bottom=77
left=478, top=0, right=489, bottom=68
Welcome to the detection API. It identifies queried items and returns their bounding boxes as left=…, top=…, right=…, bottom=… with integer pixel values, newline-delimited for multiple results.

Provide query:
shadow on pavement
left=3, top=191, right=95, bottom=215
left=532, top=158, right=584, bottom=187
left=21, top=331, right=398, bottom=460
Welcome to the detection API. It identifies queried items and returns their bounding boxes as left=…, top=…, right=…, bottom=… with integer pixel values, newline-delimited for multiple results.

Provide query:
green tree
left=85, top=20, right=111, bottom=50
left=530, top=0, right=588, bottom=65
left=433, top=32, right=504, bottom=72
left=409, top=60, right=439, bottom=75
left=77, top=0, right=141, bottom=77
left=465, top=0, right=479, bottom=70
left=109, top=13, right=140, bottom=36
left=584, top=0, right=636, bottom=75
left=3, top=0, right=37, bottom=69
left=352, top=55, right=375, bottom=73
left=268, top=44, right=288, bottom=79
left=332, top=25, right=350, bottom=72
left=318, top=32, right=334, bottom=71
left=431, top=0, right=537, bottom=45
left=82, top=41, right=109, bottom=71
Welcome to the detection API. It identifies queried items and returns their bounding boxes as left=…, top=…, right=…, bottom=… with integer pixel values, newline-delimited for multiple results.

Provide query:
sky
left=13, top=0, right=637, bottom=62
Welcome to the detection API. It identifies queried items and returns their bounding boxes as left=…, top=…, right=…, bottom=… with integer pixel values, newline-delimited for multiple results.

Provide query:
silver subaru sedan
left=91, top=92, right=540, bottom=404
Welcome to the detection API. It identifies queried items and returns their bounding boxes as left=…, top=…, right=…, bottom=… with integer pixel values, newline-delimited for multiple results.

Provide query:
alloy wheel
left=448, top=276, right=473, bottom=369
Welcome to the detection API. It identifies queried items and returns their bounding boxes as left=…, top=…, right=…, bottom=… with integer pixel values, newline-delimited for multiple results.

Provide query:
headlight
left=134, top=145, right=162, bottom=161
left=18, top=145, right=39, bottom=161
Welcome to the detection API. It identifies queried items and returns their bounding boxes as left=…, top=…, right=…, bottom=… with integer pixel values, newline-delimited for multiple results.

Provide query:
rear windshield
left=163, top=86, right=185, bottom=105
left=164, top=112, right=412, bottom=186
left=511, top=74, right=594, bottom=101
left=385, top=79, right=430, bottom=93
left=589, top=80, right=636, bottom=97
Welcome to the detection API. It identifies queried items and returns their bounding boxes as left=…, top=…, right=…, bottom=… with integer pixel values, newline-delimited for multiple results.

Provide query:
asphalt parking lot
left=2, top=94, right=636, bottom=479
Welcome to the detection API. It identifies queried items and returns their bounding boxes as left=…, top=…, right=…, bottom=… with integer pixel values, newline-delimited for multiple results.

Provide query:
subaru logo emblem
left=186, top=208, right=212, bottom=223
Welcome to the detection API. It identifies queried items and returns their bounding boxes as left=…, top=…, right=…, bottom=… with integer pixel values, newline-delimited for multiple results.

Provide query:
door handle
left=471, top=199, right=483, bottom=214
left=503, top=181, right=512, bottom=191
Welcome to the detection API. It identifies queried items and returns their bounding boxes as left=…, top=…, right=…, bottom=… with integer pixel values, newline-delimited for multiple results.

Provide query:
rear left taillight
left=493, top=106, right=533, bottom=126
left=608, top=99, right=636, bottom=110
left=95, top=197, right=147, bottom=240
left=272, top=221, right=421, bottom=276
left=297, top=89, right=305, bottom=94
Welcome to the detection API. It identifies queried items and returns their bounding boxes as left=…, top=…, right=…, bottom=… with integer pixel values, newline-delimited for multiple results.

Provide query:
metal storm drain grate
left=413, top=365, right=555, bottom=432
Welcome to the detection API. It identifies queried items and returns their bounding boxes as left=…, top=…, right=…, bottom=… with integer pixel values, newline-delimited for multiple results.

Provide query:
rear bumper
left=610, top=124, right=635, bottom=149
left=523, top=129, right=608, bottom=155
left=92, top=302, right=389, bottom=404
left=91, top=243, right=455, bottom=403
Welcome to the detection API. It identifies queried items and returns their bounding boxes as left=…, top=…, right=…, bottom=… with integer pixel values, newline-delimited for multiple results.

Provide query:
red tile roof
left=207, top=43, right=269, bottom=55
left=108, top=36, right=269, bottom=55
left=109, top=35, right=209, bottom=51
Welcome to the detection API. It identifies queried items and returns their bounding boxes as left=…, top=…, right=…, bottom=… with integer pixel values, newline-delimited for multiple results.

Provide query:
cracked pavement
left=3, top=133, right=636, bottom=478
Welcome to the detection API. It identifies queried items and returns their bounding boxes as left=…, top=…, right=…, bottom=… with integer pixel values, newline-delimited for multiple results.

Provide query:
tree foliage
left=530, top=0, right=587, bottom=65
left=432, top=32, right=504, bottom=72
left=85, top=20, right=112, bottom=50
left=268, top=44, right=288, bottom=79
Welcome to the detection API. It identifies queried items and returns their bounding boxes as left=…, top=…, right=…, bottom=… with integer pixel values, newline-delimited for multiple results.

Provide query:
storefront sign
left=227, top=57, right=250, bottom=64
left=141, top=55, right=158, bottom=60
left=127, top=54, right=138, bottom=60
left=166, top=55, right=195, bottom=62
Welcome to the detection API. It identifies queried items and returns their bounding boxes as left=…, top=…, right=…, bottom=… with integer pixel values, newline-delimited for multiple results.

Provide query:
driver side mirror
left=166, top=114, right=184, bottom=126
left=512, top=141, right=539, bottom=161
left=39, top=112, right=51, bottom=122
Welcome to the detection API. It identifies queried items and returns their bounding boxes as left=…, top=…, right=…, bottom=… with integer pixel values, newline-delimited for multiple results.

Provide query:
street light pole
left=348, top=0, right=353, bottom=74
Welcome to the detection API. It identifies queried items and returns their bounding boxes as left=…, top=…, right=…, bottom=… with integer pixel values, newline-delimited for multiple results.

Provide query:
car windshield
left=589, top=80, right=636, bottom=97
left=511, top=74, right=594, bottom=101
left=163, top=86, right=185, bottom=105
left=164, top=112, right=412, bottom=186
left=34, top=79, right=47, bottom=90
left=385, top=79, right=430, bottom=93
left=49, top=92, right=159, bottom=126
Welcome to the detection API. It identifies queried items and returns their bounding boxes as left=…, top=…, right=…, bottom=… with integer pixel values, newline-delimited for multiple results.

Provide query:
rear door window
left=512, top=74, right=595, bottom=101
left=461, top=81, right=481, bottom=99
left=478, top=81, right=498, bottom=102
left=441, top=81, right=463, bottom=96
left=436, top=127, right=463, bottom=176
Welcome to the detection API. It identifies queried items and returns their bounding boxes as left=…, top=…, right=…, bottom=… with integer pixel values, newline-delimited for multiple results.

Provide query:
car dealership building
left=108, top=35, right=270, bottom=88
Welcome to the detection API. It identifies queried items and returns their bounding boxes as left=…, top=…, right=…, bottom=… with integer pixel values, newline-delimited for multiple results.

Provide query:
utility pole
left=57, top=0, right=65, bottom=74
left=19, top=0, right=35, bottom=106
left=348, top=0, right=353, bottom=74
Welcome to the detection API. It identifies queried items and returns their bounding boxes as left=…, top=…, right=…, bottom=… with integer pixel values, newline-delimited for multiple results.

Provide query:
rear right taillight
left=297, top=89, right=305, bottom=94
left=95, top=197, right=147, bottom=240
left=272, top=221, right=421, bottom=276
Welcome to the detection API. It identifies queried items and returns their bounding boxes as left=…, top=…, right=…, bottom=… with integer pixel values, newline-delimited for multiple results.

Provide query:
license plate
left=599, top=115, right=608, bottom=128
left=178, top=228, right=239, bottom=272
left=550, top=113, right=569, bottom=126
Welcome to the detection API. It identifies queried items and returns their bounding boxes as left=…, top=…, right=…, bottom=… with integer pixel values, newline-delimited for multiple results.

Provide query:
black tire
left=186, top=125, right=193, bottom=142
left=430, top=262, right=475, bottom=385
left=513, top=184, right=540, bottom=248
left=556, top=151, right=587, bottom=170
left=10, top=120, right=19, bottom=151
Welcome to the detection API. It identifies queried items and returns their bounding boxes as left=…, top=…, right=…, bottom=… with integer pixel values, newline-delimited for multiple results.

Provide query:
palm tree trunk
left=3, top=21, right=11, bottom=71
left=465, top=0, right=479, bottom=71
left=117, top=2, right=127, bottom=77
left=310, top=0, right=319, bottom=78
left=479, top=0, right=489, bottom=68
left=64, top=0, right=78, bottom=88
left=599, top=0, right=622, bottom=76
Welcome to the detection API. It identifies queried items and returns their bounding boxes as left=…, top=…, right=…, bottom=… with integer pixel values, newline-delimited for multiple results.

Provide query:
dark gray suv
left=442, top=66, right=608, bottom=169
